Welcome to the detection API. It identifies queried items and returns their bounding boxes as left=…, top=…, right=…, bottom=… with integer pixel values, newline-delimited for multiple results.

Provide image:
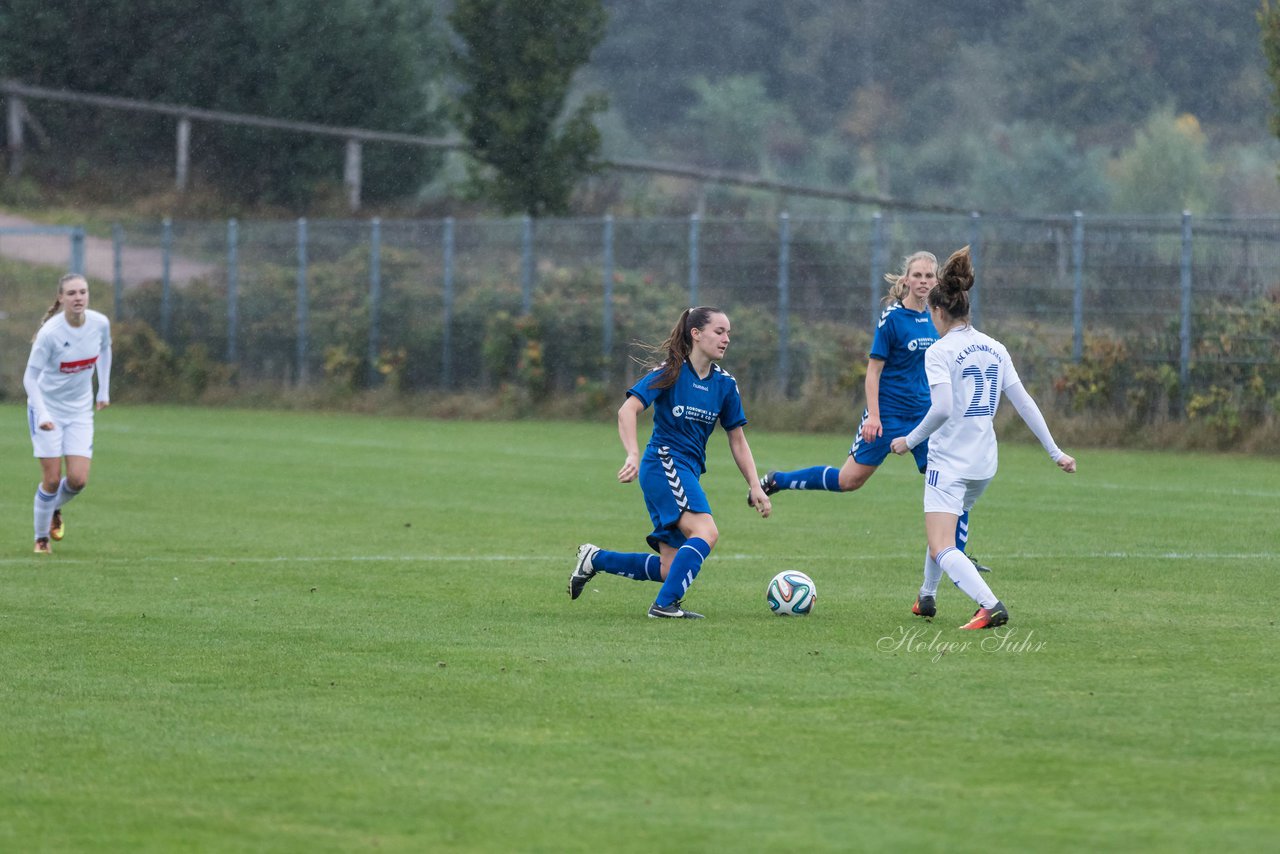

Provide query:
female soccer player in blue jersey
left=752, top=251, right=938, bottom=500
left=891, top=246, right=1076, bottom=629
left=568, top=306, right=771, bottom=618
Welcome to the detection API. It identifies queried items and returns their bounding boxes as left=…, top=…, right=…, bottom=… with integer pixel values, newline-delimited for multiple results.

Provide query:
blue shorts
left=638, top=446, right=712, bottom=552
left=850, top=410, right=929, bottom=473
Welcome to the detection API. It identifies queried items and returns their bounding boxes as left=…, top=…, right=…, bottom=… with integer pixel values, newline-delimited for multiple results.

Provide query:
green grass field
left=1, top=404, right=1276, bottom=852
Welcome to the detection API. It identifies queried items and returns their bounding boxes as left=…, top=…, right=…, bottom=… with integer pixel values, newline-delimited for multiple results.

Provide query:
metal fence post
left=6, top=95, right=23, bottom=176
left=602, top=214, right=614, bottom=378
left=70, top=227, right=85, bottom=275
left=367, top=217, right=382, bottom=386
left=295, top=217, right=309, bottom=386
left=777, top=211, right=791, bottom=396
left=161, top=217, right=173, bottom=342
left=869, top=212, right=884, bottom=329
left=688, top=213, right=700, bottom=306
left=442, top=217, right=456, bottom=389
left=1072, top=211, right=1084, bottom=362
left=1179, top=210, right=1193, bottom=402
left=176, top=116, right=191, bottom=192
left=112, top=224, right=124, bottom=321
left=226, top=218, right=238, bottom=365
left=521, top=215, right=534, bottom=315
left=968, top=212, right=982, bottom=327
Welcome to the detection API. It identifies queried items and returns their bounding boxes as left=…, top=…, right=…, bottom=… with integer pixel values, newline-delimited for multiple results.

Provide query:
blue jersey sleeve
left=626, top=368, right=663, bottom=408
left=716, top=368, right=748, bottom=431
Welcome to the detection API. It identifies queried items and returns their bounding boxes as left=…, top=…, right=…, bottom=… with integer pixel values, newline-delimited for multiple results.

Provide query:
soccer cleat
left=748, top=471, right=780, bottom=507
left=959, top=601, right=1010, bottom=630
left=912, top=594, right=936, bottom=619
left=49, top=509, right=64, bottom=542
left=647, top=600, right=704, bottom=619
left=568, top=543, right=600, bottom=600
left=969, top=554, right=992, bottom=574
left=34, top=537, right=52, bottom=555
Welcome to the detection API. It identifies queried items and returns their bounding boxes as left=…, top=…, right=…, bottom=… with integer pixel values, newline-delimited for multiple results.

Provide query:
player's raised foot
left=647, top=600, right=704, bottom=619
left=748, top=471, right=780, bottom=507
left=49, top=509, right=64, bottom=542
left=568, top=543, right=600, bottom=600
left=959, top=601, right=1009, bottom=630
left=912, top=594, right=936, bottom=619
left=969, top=554, right=992, bottom=574
left=33, top=537, right=52, bottom=555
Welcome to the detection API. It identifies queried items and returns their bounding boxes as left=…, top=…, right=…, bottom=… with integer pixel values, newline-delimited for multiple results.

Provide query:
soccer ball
left=766, top=570, right=816, bottom=616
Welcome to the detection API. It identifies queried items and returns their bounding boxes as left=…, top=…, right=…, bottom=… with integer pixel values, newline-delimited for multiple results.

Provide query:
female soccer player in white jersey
left=568, top=306, right=771, bottom=618
left=753, top=251, right=939, bottom=500
left=24, top=273, right=113, bottom=554
left=890, top=246, right=1076, bottom=629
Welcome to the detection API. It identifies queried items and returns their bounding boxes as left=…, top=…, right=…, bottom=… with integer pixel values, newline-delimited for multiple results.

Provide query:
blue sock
left=654, top=537, right=711, bottom=606
left=773, top=465, right=841, bottom=492
left=593, top=550, right=663, bottom=582
left=955, top=511, right=970, bottom=552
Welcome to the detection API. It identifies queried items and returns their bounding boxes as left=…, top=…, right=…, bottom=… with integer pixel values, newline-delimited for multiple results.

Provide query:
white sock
left=34, top=486, right=57, bottom=540
left=937, top=547, right=998, bottom=609
left=55, top=476, right=82, bottom=509
left=921, top=548, right=943, bottom=597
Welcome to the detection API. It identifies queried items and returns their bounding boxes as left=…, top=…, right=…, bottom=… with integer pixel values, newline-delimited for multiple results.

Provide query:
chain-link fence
left=6, top=212, right=1279, bottom=424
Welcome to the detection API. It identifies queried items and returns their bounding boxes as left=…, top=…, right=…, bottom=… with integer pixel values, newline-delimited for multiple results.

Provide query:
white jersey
left=920, top=325, right=1020, bottom=480
left=26, top=310, right=113, bottom=421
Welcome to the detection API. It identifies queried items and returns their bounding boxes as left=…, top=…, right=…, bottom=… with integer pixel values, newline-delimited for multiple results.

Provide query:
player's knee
left=66, top=474, right=88, bottom=491
left=839, top=470, right=871, bottom=491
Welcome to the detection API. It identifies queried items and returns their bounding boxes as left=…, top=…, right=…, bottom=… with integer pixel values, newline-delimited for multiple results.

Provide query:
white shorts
left=28, top=408, right=94, bottom=459
left=923, top=468, right=990, bottom=515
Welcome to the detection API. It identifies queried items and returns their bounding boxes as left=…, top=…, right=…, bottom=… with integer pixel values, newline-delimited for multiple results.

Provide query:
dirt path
left=0, top=210, right=218, bottom=287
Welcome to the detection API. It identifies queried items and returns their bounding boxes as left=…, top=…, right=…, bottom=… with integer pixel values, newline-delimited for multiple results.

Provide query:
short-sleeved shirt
left=921, top=325, right=1021, bottom=480
left=26, top=310, right=112, bottom=420
left=627, top=360, right=747, bottom=474
left=869, top=302, right=936, bottom=417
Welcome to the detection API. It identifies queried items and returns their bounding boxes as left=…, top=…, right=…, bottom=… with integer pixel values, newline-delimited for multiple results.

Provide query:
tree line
left=1, top=0, right=1278, bottom=216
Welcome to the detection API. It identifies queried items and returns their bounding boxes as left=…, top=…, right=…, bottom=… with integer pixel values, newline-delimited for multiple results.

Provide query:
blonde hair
left=32, top=273, right=86, bottom=341
left=881, top=251, right=937, bottom=306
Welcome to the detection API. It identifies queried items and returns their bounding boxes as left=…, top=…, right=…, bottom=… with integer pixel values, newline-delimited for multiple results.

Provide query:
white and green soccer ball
left=766, top=570, right=816, bottom=616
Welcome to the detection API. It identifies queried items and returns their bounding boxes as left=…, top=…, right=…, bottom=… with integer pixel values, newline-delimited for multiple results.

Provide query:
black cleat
left=969, top=554, right=992, bottom=574
left=748, top=471, right=781, bottom=507
left=912, top=594, right=936, bottom=619
left=647, top=600, right=704, bottom=619
left=568, top=544, right=599, bottom=600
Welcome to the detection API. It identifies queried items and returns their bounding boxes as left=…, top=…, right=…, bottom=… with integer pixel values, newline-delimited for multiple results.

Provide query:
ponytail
left=928, top=246, right=975, bottom=321
left=32, top=273, right=83, bottom=341
left=646, top=306, right=722, bottom=389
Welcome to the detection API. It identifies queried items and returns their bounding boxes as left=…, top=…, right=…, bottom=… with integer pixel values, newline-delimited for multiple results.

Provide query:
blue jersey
left=869, top=302, right=936, bottom=417
left=627, top=360, right=747, bottom=474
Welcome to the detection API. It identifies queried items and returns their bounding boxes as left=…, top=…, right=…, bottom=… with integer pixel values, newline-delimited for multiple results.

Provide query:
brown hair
left=928, top=246, right=974, bottom=321
left=882, top=250, right=937, bottom=305
left=644, top=306, right=724, bottom=390
left=32, top=273, right=85, bottom=341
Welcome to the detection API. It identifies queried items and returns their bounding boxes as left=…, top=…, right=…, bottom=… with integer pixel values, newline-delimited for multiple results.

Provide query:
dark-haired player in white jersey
left=569, top=306, right=771, bottom=618
left=891, top=246, right=1076, bottom=629
left=24, top=273, right=113, bottom=554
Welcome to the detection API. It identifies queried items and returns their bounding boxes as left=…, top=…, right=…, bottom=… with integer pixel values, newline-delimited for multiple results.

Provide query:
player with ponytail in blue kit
left=568, top=307, right=771, bottom=618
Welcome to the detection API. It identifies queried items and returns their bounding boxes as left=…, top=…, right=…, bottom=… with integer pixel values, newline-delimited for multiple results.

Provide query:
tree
left=0, top=0, right=446, bottom=207
left=1110, top=111, right=1214, bottom=214
left=1261, top=0, right=1280, bottom=149
left=449, top=0, right=608, bottom=217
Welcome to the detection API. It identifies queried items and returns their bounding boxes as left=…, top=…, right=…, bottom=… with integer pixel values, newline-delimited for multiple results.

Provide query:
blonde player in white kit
left=890, top=247, right=1076, bottom=629
left=24, top=273, right=112, bottom=554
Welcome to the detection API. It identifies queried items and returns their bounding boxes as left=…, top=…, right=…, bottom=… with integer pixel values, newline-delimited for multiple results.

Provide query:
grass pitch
left=1, top=404, right=1276, bottom=852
